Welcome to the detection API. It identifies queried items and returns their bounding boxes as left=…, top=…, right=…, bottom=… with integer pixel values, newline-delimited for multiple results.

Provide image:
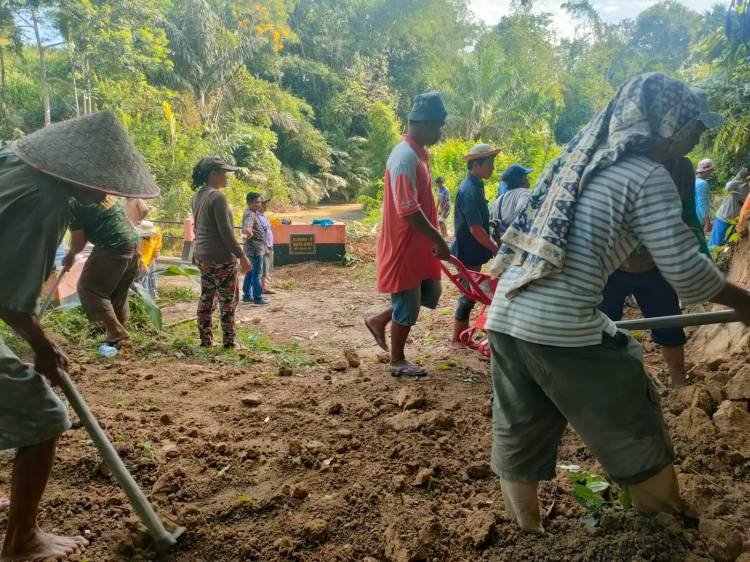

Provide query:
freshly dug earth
left=1, top=257, right=749, bottom=561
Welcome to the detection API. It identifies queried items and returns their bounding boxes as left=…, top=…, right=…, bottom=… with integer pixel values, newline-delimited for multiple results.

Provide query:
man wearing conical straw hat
left=0, top=111, right=159, bottom=561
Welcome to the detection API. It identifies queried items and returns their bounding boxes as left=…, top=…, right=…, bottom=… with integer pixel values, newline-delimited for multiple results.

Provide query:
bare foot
left=0, top=497, right=8, bottom=510
left=364, top=317, right=389, bottom=352
left=1, top=528, right=88, bottom=562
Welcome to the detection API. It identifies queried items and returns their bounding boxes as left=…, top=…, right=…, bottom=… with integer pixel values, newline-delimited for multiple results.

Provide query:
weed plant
left=558, top=464, right=631, bottom=527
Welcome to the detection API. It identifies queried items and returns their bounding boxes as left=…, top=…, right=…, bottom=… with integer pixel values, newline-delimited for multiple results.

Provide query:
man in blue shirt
left=451, top=143, right=500, bottom=345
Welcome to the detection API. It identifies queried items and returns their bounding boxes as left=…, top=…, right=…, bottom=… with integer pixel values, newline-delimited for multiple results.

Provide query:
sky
left=469, top=0, right=721, bottom=38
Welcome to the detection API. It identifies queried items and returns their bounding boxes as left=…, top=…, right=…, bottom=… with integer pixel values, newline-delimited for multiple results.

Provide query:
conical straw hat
left=11, top=111, right=160, bottom=198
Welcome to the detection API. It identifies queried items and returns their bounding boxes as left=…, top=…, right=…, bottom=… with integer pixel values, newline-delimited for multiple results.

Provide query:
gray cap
left=691, top=88, right=725, bottom=129
left=408, top=92, right=447, bottom=122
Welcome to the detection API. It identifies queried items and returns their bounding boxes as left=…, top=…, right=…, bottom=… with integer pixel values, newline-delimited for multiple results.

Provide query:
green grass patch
left=278, top=279, right=298, bottom=291
left=158, top=285, right=198, bottom=306
left=165, top=323, right=314, bottom=369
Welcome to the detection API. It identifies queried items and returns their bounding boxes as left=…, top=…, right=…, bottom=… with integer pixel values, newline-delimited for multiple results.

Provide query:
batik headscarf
left=490, top=72, right=703, bottom=297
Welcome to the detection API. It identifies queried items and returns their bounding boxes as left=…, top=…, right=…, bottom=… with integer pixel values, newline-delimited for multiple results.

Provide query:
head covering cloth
left=493, top=73, right=705, bottom=296
left=11, top=111, right=160, bottom=199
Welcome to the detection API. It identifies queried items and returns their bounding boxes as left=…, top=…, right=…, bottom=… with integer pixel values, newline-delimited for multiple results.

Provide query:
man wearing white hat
left=0, top=111, right=159, bottom=561
left=451, top=143, right=500, bottom=345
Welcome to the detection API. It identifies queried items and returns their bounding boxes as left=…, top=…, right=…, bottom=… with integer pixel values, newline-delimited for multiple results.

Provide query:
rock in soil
left=273, top=536, right=299, bottom=555
left=396, top=387, right=428, bottom=411
left=713, top=400, right=750, bottom=450
left=465, top=462, right=492, bottom=480
left=240, top=393, right=262, bottom=407
left=392, top=474, right=407, bottom=492
left=674, top=407, right=716, bottom=440
left=725, top=365, right=750, bottom=401
left=291, top=483, right=309, bottom=499
left=384, top=524, right=426, bottom=562
left=331, top=359, right=348, bottom=372
left=385, top=411, right=422, bottom=432
left=304, top=440, right=327, bottom=456
left=419, top=410, right=454, bottom=430
left=302, top=518, right=329, bottom=543
left=278, top=365, right=294, bottom=377
left=673, top=385, right=716, bottom=415
left=698, top=518, right=743, bottom=562
left=465, top=511, right=496, bottom=548
left=413, top=467, right=433, bottom=487
left=344, top=348, right=361, bottom=368
left=327, top=401, right=343, bottom=415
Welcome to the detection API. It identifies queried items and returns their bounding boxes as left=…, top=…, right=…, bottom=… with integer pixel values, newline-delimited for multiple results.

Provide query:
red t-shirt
left=376, top=135, right=441, bottom=293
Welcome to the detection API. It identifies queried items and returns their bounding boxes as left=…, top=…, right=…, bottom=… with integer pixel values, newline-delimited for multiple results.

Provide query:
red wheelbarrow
left=440, top=256, right=498, bottom=358
left=441, top=254, right=742, bottom=359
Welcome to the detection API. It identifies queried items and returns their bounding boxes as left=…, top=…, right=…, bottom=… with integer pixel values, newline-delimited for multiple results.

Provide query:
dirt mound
left=0, top=253, right=748, bottom=560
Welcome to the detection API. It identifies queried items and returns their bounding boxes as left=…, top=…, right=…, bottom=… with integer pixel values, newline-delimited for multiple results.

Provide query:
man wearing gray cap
left=0, top=112, right=159, bottom=561
left=365, top=92, right=451, bottom=378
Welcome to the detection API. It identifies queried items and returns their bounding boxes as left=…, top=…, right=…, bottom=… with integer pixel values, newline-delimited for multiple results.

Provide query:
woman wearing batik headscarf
left=484, top=73, right=750, bottom=533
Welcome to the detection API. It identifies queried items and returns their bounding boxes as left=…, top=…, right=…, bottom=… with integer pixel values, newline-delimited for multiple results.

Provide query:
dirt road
left=274, top=202, right=366, bottom=223
left=0, top=253, right=748, bottom=561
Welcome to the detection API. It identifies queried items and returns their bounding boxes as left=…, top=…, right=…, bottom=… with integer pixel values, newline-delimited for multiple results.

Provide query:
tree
left=158, top=0, right=287, bottom=123
left=628, top=1, right=700, bottom=72
left=8, top=0, right=62, bottom=126
left=0, top=6, right=22, bottom=120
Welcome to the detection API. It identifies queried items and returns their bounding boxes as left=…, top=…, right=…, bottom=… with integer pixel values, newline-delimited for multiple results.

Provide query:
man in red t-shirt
left=364, top=92, right=451, bottom=378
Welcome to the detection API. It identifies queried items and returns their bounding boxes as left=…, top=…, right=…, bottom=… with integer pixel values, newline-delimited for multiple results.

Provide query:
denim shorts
left=391, top=279, right=442, bottom=327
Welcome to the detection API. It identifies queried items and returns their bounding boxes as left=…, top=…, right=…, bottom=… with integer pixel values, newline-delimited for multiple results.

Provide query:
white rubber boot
left=500, top=479, right=544, bottom=533
left=628, top=464, right=682, bottom=515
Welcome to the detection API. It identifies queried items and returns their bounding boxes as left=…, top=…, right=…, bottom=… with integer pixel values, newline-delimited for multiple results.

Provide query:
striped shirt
left=486, top=155, right=725, bottom=347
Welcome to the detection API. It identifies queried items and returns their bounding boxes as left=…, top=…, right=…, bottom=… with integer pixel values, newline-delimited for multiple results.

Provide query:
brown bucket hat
left=11, top=111, right=160, bottom=199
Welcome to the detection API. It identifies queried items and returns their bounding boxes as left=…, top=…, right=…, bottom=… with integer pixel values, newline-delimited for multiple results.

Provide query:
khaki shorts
left=488, top=330, right=673, bottom=485
left=0, top=337, right=70, bottom=450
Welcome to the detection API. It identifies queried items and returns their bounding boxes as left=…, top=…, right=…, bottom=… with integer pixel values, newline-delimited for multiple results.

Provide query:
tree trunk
left=30, top=9, right=50, bottom=126
left=0, top=48, right=9, bottom=119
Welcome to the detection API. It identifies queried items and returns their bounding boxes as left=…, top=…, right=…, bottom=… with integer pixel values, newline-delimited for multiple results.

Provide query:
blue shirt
left=497, top=181, right=508, bottom=197
left=451, top=173, right=493, bottom=267
left=695, top=177, right=710, bottom=224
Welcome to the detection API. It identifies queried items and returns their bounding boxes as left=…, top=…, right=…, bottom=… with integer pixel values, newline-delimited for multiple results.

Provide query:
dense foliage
left=0, top=0, right=745, bottom=218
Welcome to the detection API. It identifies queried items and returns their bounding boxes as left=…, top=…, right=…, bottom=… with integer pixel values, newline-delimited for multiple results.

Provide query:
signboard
left=289, top=233, right=316, bottom=255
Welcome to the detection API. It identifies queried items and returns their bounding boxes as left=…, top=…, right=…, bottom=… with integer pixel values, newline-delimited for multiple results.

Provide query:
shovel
left=614, top=309, right=740, bottom=331
left=58, top=369, right=185, bottom=551
left=39, top=271, right=66, bottom=317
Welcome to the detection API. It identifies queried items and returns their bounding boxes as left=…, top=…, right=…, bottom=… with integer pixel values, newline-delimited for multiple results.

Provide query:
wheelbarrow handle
left=57, top=370, right=185, bottom=551
left=440, top=256, right=493, bottom=306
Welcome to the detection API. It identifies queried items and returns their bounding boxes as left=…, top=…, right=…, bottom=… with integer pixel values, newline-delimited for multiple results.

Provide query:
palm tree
left=726, top=0, right=750, bottom=45
left=159, top=0, right=260, bottom=123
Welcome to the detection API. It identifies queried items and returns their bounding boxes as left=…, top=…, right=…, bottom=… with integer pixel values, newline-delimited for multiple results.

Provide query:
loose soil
left=1, top=238, right=749, bottom=561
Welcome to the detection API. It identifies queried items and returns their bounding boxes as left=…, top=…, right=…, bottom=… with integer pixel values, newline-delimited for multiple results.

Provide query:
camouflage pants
left=197, top=260, right=239, bottom=346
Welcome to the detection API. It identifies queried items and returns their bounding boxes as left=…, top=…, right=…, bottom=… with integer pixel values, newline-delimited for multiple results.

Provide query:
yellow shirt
left=139, top=227, right=163, bottom=268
